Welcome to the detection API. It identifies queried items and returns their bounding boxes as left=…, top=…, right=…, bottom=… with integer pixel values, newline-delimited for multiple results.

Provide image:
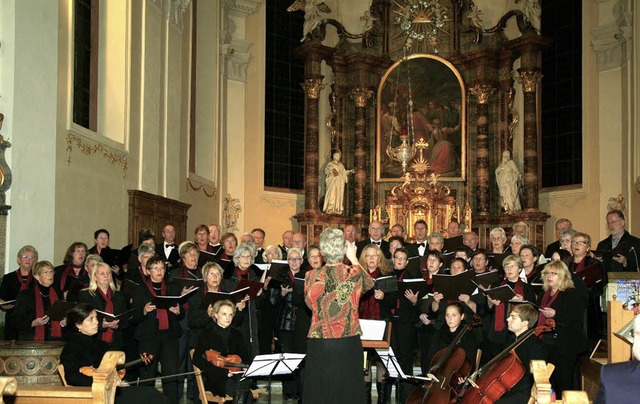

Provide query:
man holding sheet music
left=596, top=210, right=640, bottom=273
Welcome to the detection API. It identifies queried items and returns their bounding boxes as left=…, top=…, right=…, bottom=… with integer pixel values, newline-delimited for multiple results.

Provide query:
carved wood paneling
left=127, top=190, right=191, bottom=247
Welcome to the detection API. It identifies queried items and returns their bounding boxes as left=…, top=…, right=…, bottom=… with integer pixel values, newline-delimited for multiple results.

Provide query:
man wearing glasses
left=356, top=221, right=390, bottom=259
left=596, top=210, right=640, bottom=273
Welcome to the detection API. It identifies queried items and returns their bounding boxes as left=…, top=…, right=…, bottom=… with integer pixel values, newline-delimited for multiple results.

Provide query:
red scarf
left=145, top=281, right=169, bottom=330
left=494, top=280, right=524, bottom=331
left=34, top=284, right=61, bottom=341
left=537, top=289, right=560, bottom=327
left=236, top=267, right=251, bottom=281
left=97, top=288, right=114, bottom=343
left=18, top=271, right=33, bottom=291
left=359, top=268, right=382, bottom=320
left=60, top=265, right=86, bottom=291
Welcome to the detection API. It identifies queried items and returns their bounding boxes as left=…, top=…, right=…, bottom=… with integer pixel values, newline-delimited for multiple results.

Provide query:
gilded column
left=469, top=83, right=495, bottom=216
left=301, top=76, right=325, bottom=212
left=516, top=68, right=543, bottom=211
left=349, top=87, right=373, bottom=218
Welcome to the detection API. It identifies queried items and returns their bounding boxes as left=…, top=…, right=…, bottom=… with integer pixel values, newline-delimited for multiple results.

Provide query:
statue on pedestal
left=323, top=150, right=353, bottom=215
left=495, top=150, right=522, bottom=213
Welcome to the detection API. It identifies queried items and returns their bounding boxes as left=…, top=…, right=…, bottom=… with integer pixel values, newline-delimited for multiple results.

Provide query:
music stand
left=376, top=347, right=433, bottom=404
left=242, top=353, right=305, bottom=404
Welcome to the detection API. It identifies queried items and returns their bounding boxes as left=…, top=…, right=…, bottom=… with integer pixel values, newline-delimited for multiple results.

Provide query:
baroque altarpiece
left=292, top=0, right=550, bottom=248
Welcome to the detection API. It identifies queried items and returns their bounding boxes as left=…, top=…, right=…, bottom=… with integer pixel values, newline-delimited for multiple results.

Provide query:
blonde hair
left=359, top=244, right=393, bottom=275
left=541, top=260, right=575, bottom=292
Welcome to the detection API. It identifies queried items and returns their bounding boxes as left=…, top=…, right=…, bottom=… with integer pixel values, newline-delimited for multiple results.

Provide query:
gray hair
left=427, top=232, right=444, bottom=245
left=510, top=234, right=529, bottom=245
left=490, top=227, right=507, bottom=241
left=85, top=254, right=103, bottom=265
left=138, top=244, right=156, bottom=258
left=287, top=247, right=303, bottom=261
left=262, top=244, right=282, bottom=262
left=233, top=243, right=256, bottom=266
left=202, top=262, right=224, bottom=279
left=319, top=228, right=345, bottom=264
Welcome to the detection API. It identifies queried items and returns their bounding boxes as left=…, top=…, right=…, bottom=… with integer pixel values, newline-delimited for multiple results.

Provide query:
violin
left=458, top=319, right=555, bottom=404
left=80, top=352, right=153, bottom=379
left=407, top=316, right=481, bottom=404
left=205, top=349, right=249, bottom=373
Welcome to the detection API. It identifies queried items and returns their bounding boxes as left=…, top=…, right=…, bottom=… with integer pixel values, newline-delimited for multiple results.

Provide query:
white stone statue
left=323, top=150, right=354, bottom=215
left=495, top=150, right=522, bottom=213
left=287, top=0, right=332, bottom=42
left=515, top=0, right=541, bottom=31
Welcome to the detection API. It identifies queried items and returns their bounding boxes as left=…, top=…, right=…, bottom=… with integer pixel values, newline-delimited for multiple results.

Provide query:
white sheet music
left=359, top=319, right=387, bottom=341
left=244, top=353, right=305, bottom=376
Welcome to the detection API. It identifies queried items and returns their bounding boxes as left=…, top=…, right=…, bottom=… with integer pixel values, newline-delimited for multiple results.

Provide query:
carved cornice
left=222, top=0, right=262, bottom=18
left=468, top=83, right=496, bottom=104
left=221, top=43, right=251, bottom=83
left=301, top=77, right=326, bottom=99
left=516, top=69, right=542, bottom=93
left=349, top=87, right=373, bottom=108
left=591, top=22, right=630, bottom=71
left=66, top=133, right=128, bottom=178
left=165, top=0, right=191, bottom=31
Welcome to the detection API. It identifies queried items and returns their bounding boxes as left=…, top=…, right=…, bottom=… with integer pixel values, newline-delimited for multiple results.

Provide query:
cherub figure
left=288, top=0, right=332, bottom=42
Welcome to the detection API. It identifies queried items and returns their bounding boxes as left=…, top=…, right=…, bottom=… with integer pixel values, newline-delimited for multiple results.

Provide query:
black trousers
left=138, top=331, right=179, bottom=404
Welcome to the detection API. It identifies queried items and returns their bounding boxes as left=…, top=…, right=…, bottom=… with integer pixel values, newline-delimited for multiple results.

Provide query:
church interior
left=0, top=0, right=639, bottom=401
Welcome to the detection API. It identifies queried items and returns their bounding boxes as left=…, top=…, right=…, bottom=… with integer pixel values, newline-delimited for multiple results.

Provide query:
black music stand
left=242, top=353, right=305, bottom=404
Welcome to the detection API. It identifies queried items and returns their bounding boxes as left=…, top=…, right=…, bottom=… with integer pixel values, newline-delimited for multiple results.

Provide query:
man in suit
left=463, top=231, right=479, bottom=252
left=157, top=224, right=181, bottom=270
left=279, top=230, right=294, bottom=259
left=544, top=218, right=572, bottom=259
left=344, top=224, right=357, bottom=250
left=356, top=220, right=390, bottom=258
left=405, top=219, right=429, bottom=259
left=596, top=210, right=640, bottom=273
left=208, top=224, right=222, bottom=256
left=443, top=220, right=464, bottom=252
left=251, top=228, right=266, bottom=264
left=390, top=223, right=405, bottom=238
left=596, top=314, right=640, bottom=403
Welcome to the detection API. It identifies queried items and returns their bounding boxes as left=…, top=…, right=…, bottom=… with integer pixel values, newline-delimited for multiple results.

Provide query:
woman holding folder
left=130, top=257, right=184, bottom=404
left=12, top=260, right=66, bottom=341
left=78, top=262, right=129, bottom=351
left=304, top=228, right=374, bottom=404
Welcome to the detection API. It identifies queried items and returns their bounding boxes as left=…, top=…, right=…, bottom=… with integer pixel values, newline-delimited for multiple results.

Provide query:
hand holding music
left=458, top=294, right=470, bottom=303
left=539, top=307, right=555, bottom=318
left=405, top=289, right=419, bottom=305
left=144, top=302, right=156, bottom=314
left=281, top=284, right=293, bottom=297
left=510, top=294, right=523, bottom=302
left=419, top=313, right=431, bottom=325
left=487, top=296, right=501, bottom=308
left=374, top=289, right=384, bottom=300
left=32, top=315, right=50, bottom=327
left=613, top=253, right=627, bottom=266
left=169, top=303, right=180, bottom=315
left=236, top=295, right=249, bottom=311
left=181, top=286, right=198, bottom=296
left=433, top=292, right=444, bottom=302
left=103, top=318, right=120, bottom=329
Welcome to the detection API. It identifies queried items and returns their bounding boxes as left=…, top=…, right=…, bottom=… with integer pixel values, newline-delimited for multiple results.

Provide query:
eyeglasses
left=288, top=258, right=302, bottom=262
left=39, top=270, right=54, bottom=276
left=207, top=272, right=222, bottom=278
left=20, top=255, right=36, bottom=260
left=571, top=241, right=587, bottom=246
left=607, top=219, right=623, bottom=225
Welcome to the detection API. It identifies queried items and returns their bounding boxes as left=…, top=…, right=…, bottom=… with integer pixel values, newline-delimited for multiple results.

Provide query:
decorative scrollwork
left=66, top=134, right=127, bottom=178
left=516, top=69, right=543, bottom=93
left=349, top=87, right=373, bottom=108
left=223, top=194, right=242, bottom=232
left=301, top=78, right=326, bottom=99
left=469, top=83, right=496, bottom=104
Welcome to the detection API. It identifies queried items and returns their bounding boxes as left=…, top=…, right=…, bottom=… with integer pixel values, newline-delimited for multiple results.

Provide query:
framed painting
left=376, top=54, right=466, bottom=182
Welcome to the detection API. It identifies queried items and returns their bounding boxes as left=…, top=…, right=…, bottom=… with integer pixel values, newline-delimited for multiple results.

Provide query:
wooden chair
left=56, top=365, right=68, bottom=387
left=190, top=350, right=233, bottom=404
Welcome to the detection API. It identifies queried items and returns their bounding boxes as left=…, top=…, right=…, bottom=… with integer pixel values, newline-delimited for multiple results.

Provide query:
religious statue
left=495, top=150, right=522, bottom=213
left=323, top=150, right=354, bottom=215
left=287, top=0, right=332, bottom=42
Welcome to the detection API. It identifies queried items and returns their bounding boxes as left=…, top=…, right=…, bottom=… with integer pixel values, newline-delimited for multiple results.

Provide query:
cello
left=407, top=316, right=480, bottom=404
left=458, top=319, right=555, bottom=404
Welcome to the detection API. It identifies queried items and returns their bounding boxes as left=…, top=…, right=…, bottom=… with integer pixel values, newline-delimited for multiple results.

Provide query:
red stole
left=359, top=268, right=382, bottom=320
left=34, top=284, right=61, bottom=341
left=494, top=280, right=524, bottom=331
left=236, top=267, right=250, bottom=281
left=537, top=289, right=560, bottom=327
left=145, top=281, right=169, bottom=330
left=60, top=265, right=85, bottom=291
left=18, top=271, right=33, bottom=291
left=97, top=288, right=114, bottom=343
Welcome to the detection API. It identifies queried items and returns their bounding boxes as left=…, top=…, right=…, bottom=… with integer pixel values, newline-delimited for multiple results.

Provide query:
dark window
left=73, top=0, right=99, bottom=131
left=540, top=0, right=582, bottom=188
left=264, top=0, right=305, bottom=190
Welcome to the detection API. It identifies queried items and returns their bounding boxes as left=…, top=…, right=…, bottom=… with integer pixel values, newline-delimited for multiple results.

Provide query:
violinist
left=484, top=255, right=536, bottom=364
left=192, top=299, right=251, bottom=403
left=424, top=301, right=479, bottom=373
left=495, top=303, right=547, bottom=403
left=59, top=303, right=169, bottom=403
left=537, top=260, right=588, bottom=396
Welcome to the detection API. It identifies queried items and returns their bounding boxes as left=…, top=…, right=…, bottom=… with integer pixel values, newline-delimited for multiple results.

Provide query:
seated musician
left=495, top=303, right=547, bottom=404
left=596, top=314, right=640, bottom=403
left=192, top=299, right=252, bottom=403
left=59, top=303, right=169, bottom=403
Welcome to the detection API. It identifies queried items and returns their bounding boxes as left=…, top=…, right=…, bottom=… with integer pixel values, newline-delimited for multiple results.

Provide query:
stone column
left=469, top=83, right=496, bottom=216
left=349, top=87, right=373, bottom=218
left=516, top=68, right=543, bottom=211
left=301, top=76, right=326, bottom=213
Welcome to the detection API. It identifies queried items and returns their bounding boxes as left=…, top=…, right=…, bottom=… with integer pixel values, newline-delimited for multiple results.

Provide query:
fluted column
left=516, top=68, right=543, bottom=211
left=469, top=83, right=496, bottom=216
left=349, top=87, right=373, bottom=218
left=301, top=76, right=325, bottom=213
